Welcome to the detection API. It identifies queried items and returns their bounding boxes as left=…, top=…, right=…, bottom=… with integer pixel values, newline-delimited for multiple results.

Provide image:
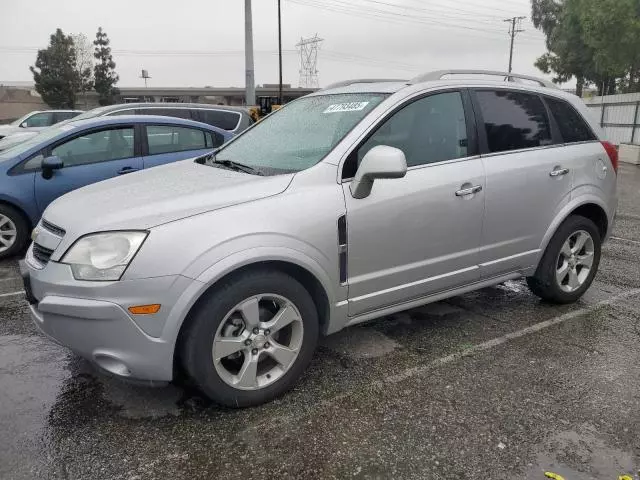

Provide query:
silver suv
left=21, top=70, right=618, bottom=407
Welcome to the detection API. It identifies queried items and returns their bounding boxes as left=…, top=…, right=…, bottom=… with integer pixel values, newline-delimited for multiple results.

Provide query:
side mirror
left=20, top=122, right=28, bottom=128
left=41, top=155, right=63, bottom=180
left=350, top=145, right=407, bottom=199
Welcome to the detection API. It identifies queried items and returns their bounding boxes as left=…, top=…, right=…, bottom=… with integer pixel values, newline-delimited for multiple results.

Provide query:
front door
left=471, top=89, right=573, bottom=277
left=342, top=90, right=486, bottom=317
left=35, top=126, right=142, bottom=213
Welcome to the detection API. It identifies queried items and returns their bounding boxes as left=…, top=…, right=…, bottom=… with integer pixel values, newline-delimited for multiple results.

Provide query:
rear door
left=141, top=124, right=219, bottom=169
left=34, top=125, right=142, bottom=213
left=471, top=88, right=572, bottom=278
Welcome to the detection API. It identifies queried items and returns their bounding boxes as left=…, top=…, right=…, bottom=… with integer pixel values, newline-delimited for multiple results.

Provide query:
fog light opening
left=94, top=354, right=131, bottom=377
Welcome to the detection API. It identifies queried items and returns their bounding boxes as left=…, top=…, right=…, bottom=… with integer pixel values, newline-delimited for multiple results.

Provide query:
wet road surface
left=1, top=164, right=640, bottom=479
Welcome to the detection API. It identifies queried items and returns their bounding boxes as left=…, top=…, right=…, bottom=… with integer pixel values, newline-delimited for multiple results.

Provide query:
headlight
left=61, top=231, right=148, bottom=281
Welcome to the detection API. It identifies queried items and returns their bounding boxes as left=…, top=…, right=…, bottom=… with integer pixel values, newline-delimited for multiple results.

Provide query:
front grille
left=41, top=219, right=66, bottom=237
left=32, top=243, right=54, bottom=266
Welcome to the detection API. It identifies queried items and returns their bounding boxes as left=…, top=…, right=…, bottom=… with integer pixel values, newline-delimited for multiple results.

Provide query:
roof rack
left=409, top=70, right=557, bottom=89
left=322, top=78, right=408, bottom=90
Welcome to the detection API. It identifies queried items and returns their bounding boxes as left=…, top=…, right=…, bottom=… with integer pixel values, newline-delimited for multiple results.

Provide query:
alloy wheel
left=212, top=294, right=304, bottom=390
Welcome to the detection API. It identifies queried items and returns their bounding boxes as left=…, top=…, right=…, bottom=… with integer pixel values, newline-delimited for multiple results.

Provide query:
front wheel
left=527, top=215, right=601, bottom=304
left=181, top=270, right=319, bottom=407
left=0, top=204, right=29, bottom=260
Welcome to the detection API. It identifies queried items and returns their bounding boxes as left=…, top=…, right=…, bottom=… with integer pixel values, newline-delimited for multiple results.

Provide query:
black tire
left=181, top=269, right=319, bottom=408
left=527, top=215, right=601, bottom=304
left=0, top=204, right=30, bottom=260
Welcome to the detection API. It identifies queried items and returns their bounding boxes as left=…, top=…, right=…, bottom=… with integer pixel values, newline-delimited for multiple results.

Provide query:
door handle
left=117, top=166, right=139, bottom=175
left=549, top=167, right=570, bottom=177
left=455, top=185, right=482, bottom=197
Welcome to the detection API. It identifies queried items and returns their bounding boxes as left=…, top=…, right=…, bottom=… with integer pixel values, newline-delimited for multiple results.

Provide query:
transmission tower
left=296, top=35, right=323, bottom=88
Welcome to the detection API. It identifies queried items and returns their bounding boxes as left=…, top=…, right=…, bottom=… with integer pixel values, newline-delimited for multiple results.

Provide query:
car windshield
left=0, top=123, right=79, bottom=159
left=211, top=93, right=388, bottom=174
left=10, top=112, right=34, bottom=126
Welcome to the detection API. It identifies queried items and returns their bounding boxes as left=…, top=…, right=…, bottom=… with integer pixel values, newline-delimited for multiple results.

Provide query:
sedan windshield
left=213, top=93, right=388, bottom=174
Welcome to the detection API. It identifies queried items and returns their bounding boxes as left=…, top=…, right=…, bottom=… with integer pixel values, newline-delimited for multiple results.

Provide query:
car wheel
left=527, top=215, right=601, bottom=304
left=0, top=204, right=29, bottom=259
left=181, top=270, right=319, bottom=407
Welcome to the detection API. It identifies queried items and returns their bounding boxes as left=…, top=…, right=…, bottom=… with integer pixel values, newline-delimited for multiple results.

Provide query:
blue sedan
left=0, top=115, right=232, bottom=258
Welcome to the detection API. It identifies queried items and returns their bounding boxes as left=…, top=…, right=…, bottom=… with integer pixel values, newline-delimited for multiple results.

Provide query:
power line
left=286, top=0, right=542, bottom=43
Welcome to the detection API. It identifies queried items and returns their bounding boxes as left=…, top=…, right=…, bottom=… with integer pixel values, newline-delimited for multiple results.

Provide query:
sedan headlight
left=61, top=231, right=148, bottom=281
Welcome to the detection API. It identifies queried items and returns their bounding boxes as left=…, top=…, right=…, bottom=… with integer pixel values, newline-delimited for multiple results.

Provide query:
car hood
left=43, top=159, right=294, bottom=237
left=0, top=125, right=20, bottom=137
left=0, top=131, right=37, bottom=151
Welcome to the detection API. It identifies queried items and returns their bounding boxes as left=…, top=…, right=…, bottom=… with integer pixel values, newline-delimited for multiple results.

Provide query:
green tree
left=93, top=27, right=119, bottom=106
left=531, top=0, right=595, bottom=97
left=29, top=29, right=80, bottom=108
left=579, top=0, right=640, bottom=93
left=532, top=0, right=640, bottom=95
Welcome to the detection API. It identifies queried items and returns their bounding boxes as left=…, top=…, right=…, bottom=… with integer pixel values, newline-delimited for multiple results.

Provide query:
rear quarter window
left=545, top=97, right=596, bottom=143
left=198, top=110, right=242, bottom=131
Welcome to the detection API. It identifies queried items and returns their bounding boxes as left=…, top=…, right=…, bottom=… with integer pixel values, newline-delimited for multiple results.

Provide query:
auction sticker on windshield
left=324, top=102, right=370, bottom=113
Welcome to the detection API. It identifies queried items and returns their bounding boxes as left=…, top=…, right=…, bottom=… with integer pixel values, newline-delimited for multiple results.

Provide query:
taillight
left=601, top=141, right=619, bottom=173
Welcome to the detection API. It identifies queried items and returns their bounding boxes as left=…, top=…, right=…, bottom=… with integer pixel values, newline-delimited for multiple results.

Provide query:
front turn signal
left=128, top=304, right=161, bottom=315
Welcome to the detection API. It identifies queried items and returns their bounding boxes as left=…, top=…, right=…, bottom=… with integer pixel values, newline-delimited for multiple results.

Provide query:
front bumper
left=20, top=253, right=199, bottom=382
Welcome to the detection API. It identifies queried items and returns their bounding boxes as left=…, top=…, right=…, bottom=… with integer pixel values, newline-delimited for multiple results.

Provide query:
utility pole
left=245, top=0, right=256, bottom=106
left=278, top=0, right=283, bottom=105
left=504, top=16, right=526, bottom=73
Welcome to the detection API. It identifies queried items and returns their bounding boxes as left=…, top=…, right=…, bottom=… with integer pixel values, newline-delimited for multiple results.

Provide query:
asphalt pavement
left=1, top=164, right=640, bottom=480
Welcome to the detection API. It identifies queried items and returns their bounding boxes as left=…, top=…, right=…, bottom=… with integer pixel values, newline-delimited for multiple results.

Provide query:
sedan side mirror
left=20, top=122, right=28, bottom=128
left=350, top=145, right=407, bottom=199
left=41, top=155, right=63, bottom=180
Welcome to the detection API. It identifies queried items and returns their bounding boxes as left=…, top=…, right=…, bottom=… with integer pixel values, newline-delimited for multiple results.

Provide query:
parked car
left=70, top=102, right=254, bottom=133
left=0, top=110, right=82, bottom=139
left=0, top=115, right=231, bottom=256
left=0, top=103, right=253, bottom=151
left=22, top=70, right=618, bottom=408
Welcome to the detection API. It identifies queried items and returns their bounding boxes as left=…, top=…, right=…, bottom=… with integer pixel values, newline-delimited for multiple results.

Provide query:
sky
left=0, top=0, right=555, bottom=89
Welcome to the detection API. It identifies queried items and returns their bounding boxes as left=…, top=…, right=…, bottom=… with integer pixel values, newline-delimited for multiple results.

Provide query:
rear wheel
left=527, top=215, right=601, bottom=304
left=181, top=270, right=319, bottom=407
left=0, top=204, right=29, bottom=259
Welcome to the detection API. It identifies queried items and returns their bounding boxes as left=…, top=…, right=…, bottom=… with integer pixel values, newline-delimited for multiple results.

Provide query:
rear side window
left=54, top=112, right=80, bottom=123
left=476, top=90, right=552, bottom=153
left=545, top=97, right=595, bottom=143
left=198, top=110, right=241, bottom=131
left=138, top=108, right=192, bottom=120
left=146, top=125, right=207, bottom=155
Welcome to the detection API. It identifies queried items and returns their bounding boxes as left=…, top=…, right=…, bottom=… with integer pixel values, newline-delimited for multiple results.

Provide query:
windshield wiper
left=210, top=157, right=263, bottom=176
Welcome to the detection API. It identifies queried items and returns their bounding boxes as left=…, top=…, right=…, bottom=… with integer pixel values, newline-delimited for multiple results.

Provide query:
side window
left=22, top=153, right=44, bottom=171
left=139, top=108, right=191, bottom=120
left=475, top=90, right=552, bottom=153
left=353, top=91, right=468, bottom=172
left=146, top=125, right=207, bottom=155
left=51, top=127, right=134, bottom=167
left=23, top=112, right=55, bottom=127
left=205, top=131, right=224, bottom=148
left=53, top=112, right=79, bottom=123
left=545, top=97, right=596, bottom=143
left=107, top=109, right=138, bottom=116
left=200, top=110, right=241, bottom=131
